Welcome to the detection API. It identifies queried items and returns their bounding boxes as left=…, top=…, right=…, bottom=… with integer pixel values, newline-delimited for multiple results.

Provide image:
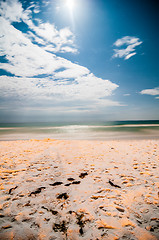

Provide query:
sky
left=0, top=0, right=158, bottom=123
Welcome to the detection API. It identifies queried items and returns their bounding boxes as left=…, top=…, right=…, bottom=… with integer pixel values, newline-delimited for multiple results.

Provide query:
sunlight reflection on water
left=0, top=123, right=159, bottom=140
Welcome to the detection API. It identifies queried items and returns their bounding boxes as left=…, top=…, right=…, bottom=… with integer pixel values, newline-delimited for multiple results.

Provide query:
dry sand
left=0, top=139, right=159, bottom=240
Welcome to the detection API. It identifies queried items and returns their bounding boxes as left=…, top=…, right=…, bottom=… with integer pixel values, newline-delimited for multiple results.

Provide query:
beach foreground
left=0, top=139, right=159, bottom=240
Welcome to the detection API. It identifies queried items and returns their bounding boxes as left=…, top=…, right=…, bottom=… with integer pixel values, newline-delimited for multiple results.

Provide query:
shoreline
left=0, top=131, right=159, bottom=142
left=0, top=139, right=159, bottom=239
left=1, top=136, right=159, bottom=142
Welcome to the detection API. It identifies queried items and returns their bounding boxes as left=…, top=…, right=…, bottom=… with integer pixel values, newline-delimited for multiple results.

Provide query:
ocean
left=0, top=120, right=159, bottom=140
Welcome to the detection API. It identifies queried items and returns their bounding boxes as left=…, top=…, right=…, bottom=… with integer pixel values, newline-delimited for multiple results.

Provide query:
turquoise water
left=0, top=120, right=159, bottom=140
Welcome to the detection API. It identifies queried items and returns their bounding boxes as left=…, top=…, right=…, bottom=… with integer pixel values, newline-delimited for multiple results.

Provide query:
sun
left=66, top=0, right=75, bottom=11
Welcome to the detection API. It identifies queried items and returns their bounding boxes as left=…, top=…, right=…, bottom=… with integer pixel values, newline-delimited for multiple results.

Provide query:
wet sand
left=0, top=139, right=159, bottom=240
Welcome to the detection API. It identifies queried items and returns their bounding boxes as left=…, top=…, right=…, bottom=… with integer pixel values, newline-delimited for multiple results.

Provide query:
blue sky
left=0, top=0, right=158, bottom=122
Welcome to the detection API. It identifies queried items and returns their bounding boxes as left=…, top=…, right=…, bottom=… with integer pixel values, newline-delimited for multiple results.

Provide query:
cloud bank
left=0, top=0, right=121, bottom=117
left=113, top=36, right=142, bottom=60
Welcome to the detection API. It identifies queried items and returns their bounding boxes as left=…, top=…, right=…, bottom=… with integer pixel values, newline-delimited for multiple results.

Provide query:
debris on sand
left=79, top=172, right=88, bottom=179
left=109, top=180, right=121, bottom=188
left=53, top=221, right=68, bottom=234
left=29, top=187, right=46, bottom=196
left=72, top=181, right=81, bottom=185
left=57, top=193, right=69, bottom=200
left=67, top=177, right=75, bottom=181
left=49, top=182, right=63, bottom=186
left=41, top=206, right=58, bottom=215
left=9, top=186, right=18, bottom=194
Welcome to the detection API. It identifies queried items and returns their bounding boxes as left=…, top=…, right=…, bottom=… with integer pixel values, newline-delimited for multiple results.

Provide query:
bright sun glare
left=66, top=0, right=75, bottom=11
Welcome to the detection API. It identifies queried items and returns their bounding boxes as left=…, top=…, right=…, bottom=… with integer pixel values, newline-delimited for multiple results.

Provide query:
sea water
left=0, top=120, right=159, bottom=140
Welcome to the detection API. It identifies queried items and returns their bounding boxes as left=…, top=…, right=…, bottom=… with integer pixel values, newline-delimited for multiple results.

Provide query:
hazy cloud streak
left=140, top=87, right=159, bottom=96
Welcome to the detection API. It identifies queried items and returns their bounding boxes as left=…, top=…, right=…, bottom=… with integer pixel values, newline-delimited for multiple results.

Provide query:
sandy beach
left=0, top=139, right=159, bottom=240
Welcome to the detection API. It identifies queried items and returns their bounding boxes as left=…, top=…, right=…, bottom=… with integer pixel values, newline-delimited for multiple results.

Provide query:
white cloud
left=0, top=0, right=77, bottom=54
left=33, top=7, right=40, bottom=14
left=0, top=17, right=81, bottom=77
left=60, top=46, right=78, bottom=53
left=24, top=19, right=78, bottom=54
left=125, top=52, right=136, bottom=60
left=27, top=2, right=40, bottom=14
left=0, top=0, right=122, bottom=114
left=26, top=31, right=46, bottom=45
left=123, top=94, right=130, bottom=96
left=0, top=0, right=24, bottom=22
left=0, top=74, right=118, bottom=101
left=114, top=36, right=140, bottom=47
left=0, top=18, right=62, bottom=76
left=0, top=75, right=120, bottom=111
left=140, top=87, right=159, bottom=96
left=113, top=36, right=142, bottom=60
left=54, top=66, right=89, bottom=79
